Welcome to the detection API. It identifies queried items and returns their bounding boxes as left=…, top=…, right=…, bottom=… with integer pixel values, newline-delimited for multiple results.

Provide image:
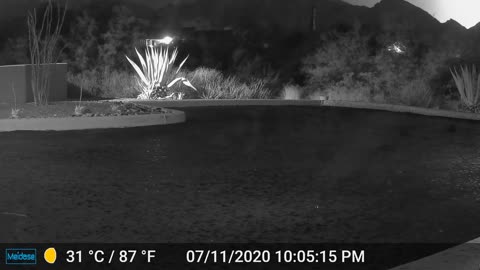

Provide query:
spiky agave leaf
left=181, top=79, right=197, bottom=91
left=127, top=49, right=156, bottom=98
left=135, top=48, right=147, bottom=71
left=146, top=47, right=155, bottom=85
left=462, top=65, right=474, bottom=103
left=169, top=48, right=178, bottom=65
left=176, top=55, right=189, bottom=74
left=158, top=48, right=168, bottom=87
left=451, top=67, right=464, bottom=101
left=451, top=65, right=480, bottom=108
left=126, top=55, right=149, bottom=87
left=167, top=77, right=197, bottom=91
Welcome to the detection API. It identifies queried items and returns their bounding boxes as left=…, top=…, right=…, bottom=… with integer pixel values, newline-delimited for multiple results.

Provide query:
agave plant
left=451, top=65, right=480, bottom=111
left=126, top=46, right=196, bottom=100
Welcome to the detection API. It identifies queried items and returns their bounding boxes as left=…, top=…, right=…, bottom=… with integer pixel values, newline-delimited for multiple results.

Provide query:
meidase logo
left=5, top=248, right=37, bottom=265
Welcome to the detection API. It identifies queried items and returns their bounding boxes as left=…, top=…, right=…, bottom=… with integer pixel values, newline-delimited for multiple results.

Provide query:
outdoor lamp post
left=145, top=36, right=174, bottom=48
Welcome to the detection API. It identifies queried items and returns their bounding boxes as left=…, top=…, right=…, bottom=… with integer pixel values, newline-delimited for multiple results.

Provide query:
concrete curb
left=1, top=99, right=477, bottom=131
left=390, top=238, right=480, bottom=270
left=124, top=99, right=480, bottom=121
left=0, top=109, right=185, bottom=132
left=323, top=100, right=480, bottom=121
left=124, top=99, right=326, bottom=107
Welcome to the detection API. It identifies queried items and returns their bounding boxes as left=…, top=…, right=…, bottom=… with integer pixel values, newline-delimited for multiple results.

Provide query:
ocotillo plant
left=27, top=0, right=67, bottom=106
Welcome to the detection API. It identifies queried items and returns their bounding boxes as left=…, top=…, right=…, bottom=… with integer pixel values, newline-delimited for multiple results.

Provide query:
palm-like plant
left=126, top=46, right=196, bottom=99
left=451, top=65, right=480, bottom=111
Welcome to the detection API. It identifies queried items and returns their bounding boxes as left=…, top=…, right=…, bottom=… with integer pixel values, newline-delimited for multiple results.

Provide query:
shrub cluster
left=67, top=69, right=140, bottom=99
left=186, top=68, right=272, bottom=99
left=300, top=30, right=455, bottom=108
left=67, top=67, right=275, bottom=100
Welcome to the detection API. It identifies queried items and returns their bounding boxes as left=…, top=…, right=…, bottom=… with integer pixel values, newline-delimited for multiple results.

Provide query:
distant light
left=159, top=36, right=174, bottom=45
left=146, top=36, right=174, bottom=48
left=387, top=42, right=406, bottom=54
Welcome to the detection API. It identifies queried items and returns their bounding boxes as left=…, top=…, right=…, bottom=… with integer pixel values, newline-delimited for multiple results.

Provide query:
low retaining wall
left=323, top=100, right=480, bottom=121
left=0, top=110, right=186, bottom=132
left=127, top=99, right=480, bottom=121
left=127, top=99, right=326, bottom=108
left=0, top=63, right=67, bottom=105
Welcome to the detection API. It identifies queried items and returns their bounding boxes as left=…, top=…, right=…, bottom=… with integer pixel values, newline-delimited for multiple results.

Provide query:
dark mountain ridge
left=148, top=0, right=470, bottom=41
left=0, top=0, right=476, bottom=62
left=144, top=0, right=473, bottom=53
left=0, top=0, right=473, bottom=38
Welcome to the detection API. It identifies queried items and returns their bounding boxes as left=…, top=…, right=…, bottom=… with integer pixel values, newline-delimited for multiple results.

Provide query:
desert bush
left=307, top=90, right=327, bottom=101
left=311, top=71, right=373, bottom=102
left=325, top=85, right=371, bottom=102
left=201, top=76, right=270, bottom=99
left=281, top=84, right=302, bottom=100
left=302, top=31, right=382, bottom=102
left=99, top=69, right=141, bottom=98
left=61, top=5, right=150, bottom=75
left=234, top=55, right=278, bottom=79
left=67, top=70, right=100, bottom=97
left=189, top=67, right=223, bottom=86
left=394, top=78, right=435, bottom=108
left=302, top=30, right=375, bottom=93
left=64, top=11, right=99, bottom=73
left=182, top=67, right=223, bottom=98
left=67, top=69, right=139, bottom=99
left=246, top=79, right=272, bottom=99
left=302, top=29, right=450, bottom=107
left=231, top=54, right=282, bottom=95
left=99, top=5, right=149, bottom=71
left=186, top=67, right=271, bottom=99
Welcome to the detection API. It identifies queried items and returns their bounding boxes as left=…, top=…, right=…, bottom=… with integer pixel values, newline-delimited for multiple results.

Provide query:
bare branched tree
left=27, top=0, right=67, bottom=106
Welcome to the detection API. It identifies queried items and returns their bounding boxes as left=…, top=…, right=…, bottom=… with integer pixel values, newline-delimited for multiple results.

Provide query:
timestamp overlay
left=0, top=243, right=455, bottom=269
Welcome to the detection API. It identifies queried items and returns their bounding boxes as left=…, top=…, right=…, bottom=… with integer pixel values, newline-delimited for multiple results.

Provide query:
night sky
left=344, top=0, right=480, bottom=28
left=0, top=0, right=479, bottom=28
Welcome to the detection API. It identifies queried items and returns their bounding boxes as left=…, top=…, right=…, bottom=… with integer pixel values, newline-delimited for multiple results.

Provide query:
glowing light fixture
left=387, top=42, right=406, bottom=54
left=146, top=36, right=174, bottom=48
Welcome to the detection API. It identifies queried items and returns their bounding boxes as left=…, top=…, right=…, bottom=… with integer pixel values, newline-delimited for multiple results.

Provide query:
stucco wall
left=0, top=63, right=67, bottom=105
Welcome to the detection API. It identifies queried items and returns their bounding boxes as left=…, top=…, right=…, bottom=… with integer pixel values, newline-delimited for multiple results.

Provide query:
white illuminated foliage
left=125, top=41, right=197, bottom=100
left=387, top=42, right=406, bottom=54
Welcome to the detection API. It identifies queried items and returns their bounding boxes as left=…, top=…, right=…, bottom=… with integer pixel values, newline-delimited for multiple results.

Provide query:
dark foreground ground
left=1, top=106, right=480, bottom=244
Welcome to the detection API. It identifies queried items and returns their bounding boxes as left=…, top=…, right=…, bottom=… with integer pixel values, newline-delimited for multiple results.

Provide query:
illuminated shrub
left=302, top=30, right=447, bottom=108
left=126, top=46, right=196, bottom=100
left=281, top=84, right=302, bottom=100
left=187, top=67, right=271, bottom=99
